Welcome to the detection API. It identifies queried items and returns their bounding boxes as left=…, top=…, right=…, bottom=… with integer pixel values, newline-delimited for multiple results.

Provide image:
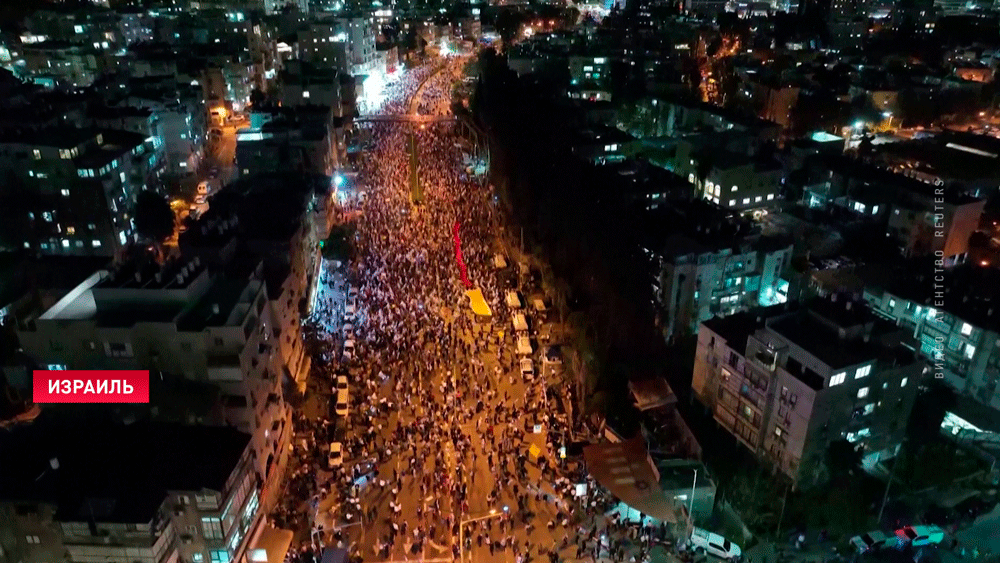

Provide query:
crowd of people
left=272, top=56, right=677, bottom=563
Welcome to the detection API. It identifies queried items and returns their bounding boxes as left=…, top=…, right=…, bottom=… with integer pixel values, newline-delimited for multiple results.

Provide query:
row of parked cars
left=850, top=525, right=947, bottom=555
left=323, top=286, right=361, bottom=470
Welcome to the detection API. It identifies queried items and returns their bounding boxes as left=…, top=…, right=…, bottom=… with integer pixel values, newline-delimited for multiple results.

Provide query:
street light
left=459, top=510, right=505, bottom=562
left=688, top=468, right=698, bottom=529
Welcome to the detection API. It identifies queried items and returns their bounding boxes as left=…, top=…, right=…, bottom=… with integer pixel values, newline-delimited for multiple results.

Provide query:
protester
left=277, top=56, right=666, bottom=563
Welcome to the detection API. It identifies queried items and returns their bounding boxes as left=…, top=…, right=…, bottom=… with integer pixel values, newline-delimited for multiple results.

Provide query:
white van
left=516, top=335, right=533, bottom=356
left=506, top=290, right=523, bottom=309
left=327, top=442, right=343, bottom=468
left=335, top=389, right=349, bottom=417
left=512, top=313, right=528, bottom=332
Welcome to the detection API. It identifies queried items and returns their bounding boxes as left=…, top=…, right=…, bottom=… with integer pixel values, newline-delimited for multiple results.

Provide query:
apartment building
left=179, top=172, right=332, bottom=390
left=803, top=155, right=984, bottom=266
left=864, top=263, right=1000, bottom=411
left=0, top=421, right=264, bottom=563
left=672, top=145, right=783, bottom=212
left=650, top=203, right=793, bottom=339
left=617, top=96, right=781, bottom=143
left=113, top=84, right=207, bottom=175
left=279, top=59, right=348, bottom=113
left=568, top=54, right=613, bottom=101
left=236, top=106, right=340, bottom=178
left=0, top=128, right=155, bottom=256
left=298, top=20, right=351, bottom=71
left=692, top=297, right=924, bottom=486
left=19, top=41, right=110, bottom=88
left=14, top=256, right=292, bottom=510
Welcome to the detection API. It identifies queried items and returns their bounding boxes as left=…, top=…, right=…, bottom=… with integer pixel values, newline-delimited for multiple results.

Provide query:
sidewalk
left=744, top=541, right=842, bottom=563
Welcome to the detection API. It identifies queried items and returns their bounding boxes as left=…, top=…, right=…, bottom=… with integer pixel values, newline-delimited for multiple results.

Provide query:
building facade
left=0, top=128, right=155, bottom=256
left=658, top=236, right=793, bottom=339
left=865, top=282, right=1000, bottom=410
left=0, top=423, right=265, bottom=563
left=692, top=297, right=924, bottom=486
left=14, top=257, right=292, bottom=510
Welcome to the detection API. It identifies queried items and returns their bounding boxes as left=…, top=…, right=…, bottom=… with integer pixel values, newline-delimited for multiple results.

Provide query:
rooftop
left=0, top=127, right=97, bottom=149
left=821, top=153, right=980, bottom=206
left=74, top=130, right=147, bottom=169
left=0, top=414, right=250, bottom=523
left=175, top=276, right=256, bottom=332
left=702, top=304, right=783, bottom=348
left=768, top=310, right=880, bottom=372
left=877, top=260, right=1000, bottom=332
left=96, top=256, right=206, bottom=291
left=874, top=134, right=1000, bottom=185
left=189, top=172, right=330, bottom=243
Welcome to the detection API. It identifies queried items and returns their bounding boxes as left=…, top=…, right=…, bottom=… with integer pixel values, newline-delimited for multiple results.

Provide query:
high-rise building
left=692, top=296, right=925, bottom=486
left=864, top=264, right=1000, bottom=411
left=0, top=128, right=155, bottom=256
left=0, top=421, right=265, bottom=563
left=14, top=255, right=292, bottom=509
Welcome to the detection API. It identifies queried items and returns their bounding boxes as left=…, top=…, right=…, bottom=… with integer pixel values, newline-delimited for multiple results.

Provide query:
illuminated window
left=901, top=377, right=908, bottom=387
left=67, top=226, right=76, bottom=235
left=863, top=403, right=875, bottom=415
left=857, top=386, right=869, bottom=399
left=755, top=196, right=763, bottom=203
left=61, top=240, right=69, bottom=248
left=729, top=199, right=736, bottom=206
left=61, top=189, right=70, bottom=196
left=855, top=365, right=871, bottom=378
left=92, top=240, right=101, bottom=247
left=303, top=90, right=310, bottom=98
left=830, top=372, right=847, bottom=386
left=961, top=323, right=973, bottom=336
left=767, top=193, right=774, bottom=200
left=32, top=149, right=41, bottom=160
left=742, top=198, right=750, bottom=204
left=731, top=185, right=738, bottom=192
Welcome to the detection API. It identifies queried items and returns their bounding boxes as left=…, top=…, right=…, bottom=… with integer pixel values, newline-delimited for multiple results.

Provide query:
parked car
left=850, top=531, right=889, bottom=554
left=346, top=297, right=358, bottom=316
left=335, top=389, right=349, bottom=417
left=343, top=339, right=355, bottom=361
left=327, top=442, right=343, bottom=468
left=543, top=345, right=563, bottom=365
left=895, top=525, right=945, bottom=547
left=520, top=358, right=535, bottom=380
left=343, top=323, right=354, bottom=337
left=335, top=375, right=348, bottom=392
left=952, top=496, right=997, bottom=522
left=688, top=527, right=741, bottom=560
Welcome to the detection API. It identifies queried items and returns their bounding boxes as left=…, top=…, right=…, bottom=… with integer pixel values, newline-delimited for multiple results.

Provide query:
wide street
left=269, top=54, right=678, bottom=563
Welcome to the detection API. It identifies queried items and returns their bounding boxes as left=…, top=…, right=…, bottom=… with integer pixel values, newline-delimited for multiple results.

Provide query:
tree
left=134, top=190, right=175, bottom=244
left=495, top=9, right=524, bottom=46
left=322, top=223, right=357, bottom=262
left=249, top=88, right=267, bottom=108
left=826, top=438, right=863, bottom=481
left=906, top=379, right=956, bottom=449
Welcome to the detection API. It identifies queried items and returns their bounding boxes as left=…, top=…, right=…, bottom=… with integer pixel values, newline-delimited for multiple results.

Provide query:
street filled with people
left=270, top=55, right=678, bottom=563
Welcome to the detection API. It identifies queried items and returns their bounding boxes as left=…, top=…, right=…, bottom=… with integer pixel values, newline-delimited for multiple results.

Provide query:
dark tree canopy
left=907, top=379, right=957, bottom=448
left=134, top=190, right=175, bottom=243
left=826, top=438, right=863, bottom=480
